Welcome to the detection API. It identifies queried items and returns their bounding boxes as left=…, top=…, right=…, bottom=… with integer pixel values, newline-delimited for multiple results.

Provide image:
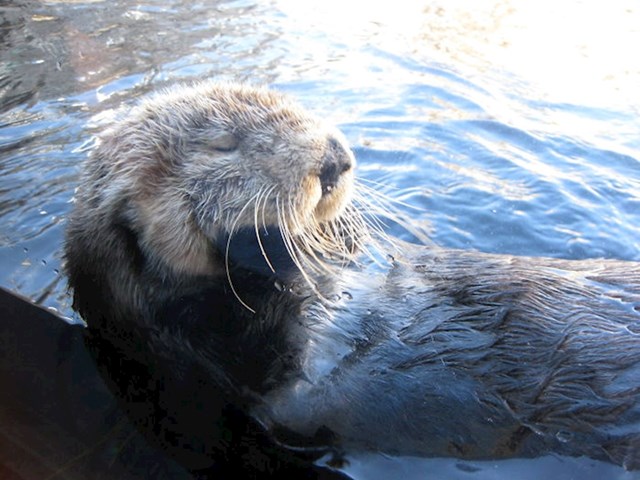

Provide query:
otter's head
left=70, top=82, right=365, bottom=298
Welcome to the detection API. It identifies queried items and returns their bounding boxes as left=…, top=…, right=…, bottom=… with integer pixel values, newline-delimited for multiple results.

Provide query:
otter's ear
left=207, top=131, right=240, bottom=152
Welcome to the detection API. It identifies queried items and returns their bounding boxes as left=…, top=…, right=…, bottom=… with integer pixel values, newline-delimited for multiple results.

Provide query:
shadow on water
left=0, top=0, right=639, bottom=478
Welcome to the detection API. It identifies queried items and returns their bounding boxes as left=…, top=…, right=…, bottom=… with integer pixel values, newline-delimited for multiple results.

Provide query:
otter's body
left=65, top=82, right=640, bottom=477
left=258, top=246, right=640, bottom=468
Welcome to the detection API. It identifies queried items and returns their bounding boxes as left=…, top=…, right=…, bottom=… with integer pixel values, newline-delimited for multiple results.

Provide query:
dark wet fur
left=68, top=222, right=348, bottom=478
left=67, top=205, right=640, bottom=474
left=257, top=247, right=640, bottom=469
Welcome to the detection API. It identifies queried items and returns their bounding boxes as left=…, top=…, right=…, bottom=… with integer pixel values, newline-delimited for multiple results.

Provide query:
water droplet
left=555, top=431, right=573, bottom=443
left=342, top=291, right=353, bottom=300
left=274, top=280, right=284, bottom=291
left=455, top=463, right=481, bottom=473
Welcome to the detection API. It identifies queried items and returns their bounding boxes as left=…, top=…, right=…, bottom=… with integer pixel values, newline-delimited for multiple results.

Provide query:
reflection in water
left=0, top=0, right=285, bottom=103
left=0, top=0, right=639, bottom=478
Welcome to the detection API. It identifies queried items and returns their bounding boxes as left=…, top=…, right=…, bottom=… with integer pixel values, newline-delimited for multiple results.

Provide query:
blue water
left=1, top=1, right=639, bottom=478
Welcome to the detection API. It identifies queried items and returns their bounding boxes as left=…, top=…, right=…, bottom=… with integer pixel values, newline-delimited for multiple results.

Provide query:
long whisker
left=225, top=193, right=261, bottom=313
left=276, top=195, right=322, bottom=291
left=259, top=184, right=272, bottom=233
left=359, top=177, right=427, bottom=210
left=292, top=207, right=341, bottom=276
left=355, top=181, right=432, bottom=246
left=278, top=196, right=309, bottom=273
left=335, top=203, right=382, bottom=266
left=254, top=186, right=276, bottom=274
left=290, top=214, right=331, bottom=275
left=231, top=172, right=429, bottom=299
left=275, top=194, right=299, bottom=266
left=357, top=176, right=423, bottom=208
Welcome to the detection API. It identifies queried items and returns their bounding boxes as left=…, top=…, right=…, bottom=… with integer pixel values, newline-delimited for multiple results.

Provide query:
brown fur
left=66, top=81, right=358, bottom=319
left=65, top=82, right=640, bottom=475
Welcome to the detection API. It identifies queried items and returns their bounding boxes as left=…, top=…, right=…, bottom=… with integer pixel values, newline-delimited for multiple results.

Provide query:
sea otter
left=64, top=81, right=640, bottom=478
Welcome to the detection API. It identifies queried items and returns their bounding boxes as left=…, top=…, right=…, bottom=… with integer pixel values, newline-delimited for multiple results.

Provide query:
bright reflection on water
left=0, top=0, right=639, bottom=478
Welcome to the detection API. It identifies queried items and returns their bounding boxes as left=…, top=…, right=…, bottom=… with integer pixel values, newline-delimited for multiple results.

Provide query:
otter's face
left=99, top=83, right=358, bottom=278
left=185, top=98, right=355, bottom=239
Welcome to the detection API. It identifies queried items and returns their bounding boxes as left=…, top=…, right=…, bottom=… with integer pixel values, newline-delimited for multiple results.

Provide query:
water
left=1, top=0, right=639, bottom=478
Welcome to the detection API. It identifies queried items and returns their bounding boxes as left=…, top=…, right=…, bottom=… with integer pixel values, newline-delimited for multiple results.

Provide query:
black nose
left=319, top=136, right=352, bottom=195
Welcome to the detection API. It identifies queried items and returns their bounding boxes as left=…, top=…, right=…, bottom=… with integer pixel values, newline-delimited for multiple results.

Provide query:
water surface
left=1, top=1, right=639, bottom=478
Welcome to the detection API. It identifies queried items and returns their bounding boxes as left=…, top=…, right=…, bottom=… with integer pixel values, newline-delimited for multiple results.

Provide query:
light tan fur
left=76, top=82, right=362, bottom=280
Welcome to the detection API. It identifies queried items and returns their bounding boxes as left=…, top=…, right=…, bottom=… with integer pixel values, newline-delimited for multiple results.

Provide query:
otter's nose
left=319, top=136, right=353, bottom=195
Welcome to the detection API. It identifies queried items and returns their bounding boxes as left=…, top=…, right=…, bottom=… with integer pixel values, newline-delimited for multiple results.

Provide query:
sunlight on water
left=1, top=0, right=637, bottom=320
left=277, top=0, right=640, bottom=110
left=0, top=1, right=639, bottom=478
left=277, top=0, right=425, bottom=47
left=273, top=0, right=640, bottom=161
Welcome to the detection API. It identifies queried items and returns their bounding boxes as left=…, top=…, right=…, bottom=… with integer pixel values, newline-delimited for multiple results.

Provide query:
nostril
left=337, top=157, right=352, bottom=175
left=319, top=137, right=353, bottom=195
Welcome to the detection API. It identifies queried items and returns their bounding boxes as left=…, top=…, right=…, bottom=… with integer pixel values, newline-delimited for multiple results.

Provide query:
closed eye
left=197, top=130, right=240, bottom=152
left=212, top=131, right=240, bottom=152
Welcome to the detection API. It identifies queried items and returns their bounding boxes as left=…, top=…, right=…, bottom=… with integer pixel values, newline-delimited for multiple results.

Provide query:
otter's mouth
left=313, top=174, right=353, bottom=222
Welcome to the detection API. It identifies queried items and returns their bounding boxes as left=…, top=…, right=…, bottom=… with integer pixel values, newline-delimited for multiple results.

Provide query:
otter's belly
left=257, top=247, right=640, bottom=467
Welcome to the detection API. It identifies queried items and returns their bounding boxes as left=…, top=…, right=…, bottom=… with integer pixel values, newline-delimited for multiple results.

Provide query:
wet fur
left=65, top=81, right=640, bottom=476
left=259, top=247, right=640, bottom=468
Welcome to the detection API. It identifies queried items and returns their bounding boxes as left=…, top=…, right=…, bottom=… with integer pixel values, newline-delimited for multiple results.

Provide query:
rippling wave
left=0, top=1, right=638, bottom=478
